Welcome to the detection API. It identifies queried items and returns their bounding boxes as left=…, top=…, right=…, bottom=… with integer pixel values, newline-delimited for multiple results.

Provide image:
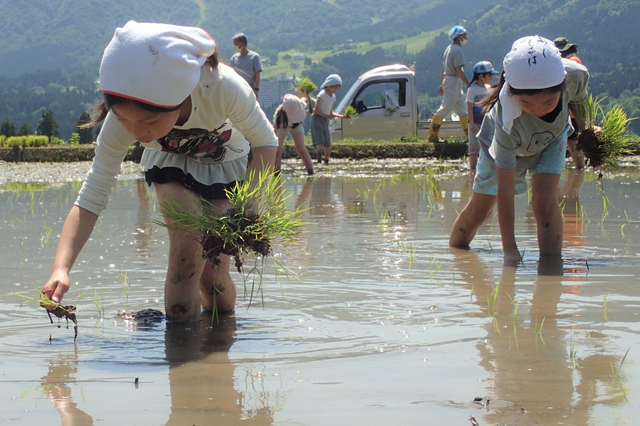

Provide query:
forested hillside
left=0, top=0, right=498, bottom=75
left=1, top=0, right=639, bottom=138
left=305, top=0, right=640, bottom=131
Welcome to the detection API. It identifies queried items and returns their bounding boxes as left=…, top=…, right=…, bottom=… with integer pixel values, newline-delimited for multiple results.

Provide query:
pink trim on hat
left=202, top=30, right=217, bottom=54
left=102, top=90, right=182, bottom=109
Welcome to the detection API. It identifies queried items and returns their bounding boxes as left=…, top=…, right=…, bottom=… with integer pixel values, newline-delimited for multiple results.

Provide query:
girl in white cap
left=273, top=93, right=314, bottom=175
left=41, top=21, right=277, bottom=322
left=449, top=35, right=590, bottom=266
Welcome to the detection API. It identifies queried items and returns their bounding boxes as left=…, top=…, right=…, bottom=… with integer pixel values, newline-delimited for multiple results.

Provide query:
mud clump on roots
left=200, top=208, right=273, bottom=273
left=43, top=304, right=78, bottom=341
left=576, top=128, right=605, bottom=168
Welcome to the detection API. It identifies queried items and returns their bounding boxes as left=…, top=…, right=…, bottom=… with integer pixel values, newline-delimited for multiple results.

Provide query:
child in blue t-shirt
left=450, top=36, right=591, bottom=266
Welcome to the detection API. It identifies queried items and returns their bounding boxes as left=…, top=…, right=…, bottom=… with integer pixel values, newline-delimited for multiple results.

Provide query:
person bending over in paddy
left=449, top=36, right=590, bottom=266
left=41, top=21, right=277, bottom=323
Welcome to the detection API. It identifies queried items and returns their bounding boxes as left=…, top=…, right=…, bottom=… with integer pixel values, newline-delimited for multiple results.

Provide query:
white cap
left=100, top=21, right=216, bottom=108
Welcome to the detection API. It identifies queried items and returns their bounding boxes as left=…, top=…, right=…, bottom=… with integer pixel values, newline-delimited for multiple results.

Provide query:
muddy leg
left=449, top=191, right=497, bottom=248
left=199, top=198, right=237, bottom=313
left=315, top=144, right=324, bottom=163
left=292, top=132, right=314, bottom=172
left=200, top=257, right=236, bottom=313
left=155, top=182, right=205, bottom=323
left=531, top=173, right=563, bottom=256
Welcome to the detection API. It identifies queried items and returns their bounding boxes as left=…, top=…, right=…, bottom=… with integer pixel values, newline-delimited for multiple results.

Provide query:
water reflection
left=134, top=179, right=154, bottom=258
left=453, top=252, right=627, bottom=424
left=164, top=313, right=274, bottom=425
left=42, top=347, right=94, bottom=426
left=3, top=163, right=640, bottom=425
left=560, top=169, right=586, bottom=249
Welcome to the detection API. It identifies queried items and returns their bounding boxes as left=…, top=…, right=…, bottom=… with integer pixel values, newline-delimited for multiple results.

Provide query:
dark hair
left=82, top=52, right=220, bottom=128
left=232, top=33, right=247, bottom=46
left=560, top=46, right=578, bottom=58
left=470, top=72, right=492, bottom=85
left=275, top=107, right=289, bottom=129
left=479, top=70, right=566, bottom=115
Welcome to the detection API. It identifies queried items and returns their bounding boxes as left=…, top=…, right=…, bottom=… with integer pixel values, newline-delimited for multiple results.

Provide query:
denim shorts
left=473, top=126, right=568, bottom=196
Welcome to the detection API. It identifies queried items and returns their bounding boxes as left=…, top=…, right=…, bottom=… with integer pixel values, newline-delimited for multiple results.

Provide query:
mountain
left=0, top=0, right=499, bottom=76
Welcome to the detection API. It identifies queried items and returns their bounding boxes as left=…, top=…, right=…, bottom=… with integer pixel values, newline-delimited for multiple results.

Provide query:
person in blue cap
left=311, top=74, right=347, bottom=164
left=465, top=61, right=499, bottom=170
left=429, top=25, right=470, bottom=143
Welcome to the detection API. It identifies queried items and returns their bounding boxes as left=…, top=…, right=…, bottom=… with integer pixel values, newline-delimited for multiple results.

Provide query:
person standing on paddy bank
left=428, top=25, right=470, bottom=143
left=230, top=33, right=263, bottom=99
left=449, top=36, right=590, bottom=266
left=311, top=74, right=346, bottom=165
left=41, top=21, right=277, bottom=323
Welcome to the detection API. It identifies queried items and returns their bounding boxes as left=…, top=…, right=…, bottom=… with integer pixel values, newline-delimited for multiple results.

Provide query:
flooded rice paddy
left=2, top=158, right=640, bottom=425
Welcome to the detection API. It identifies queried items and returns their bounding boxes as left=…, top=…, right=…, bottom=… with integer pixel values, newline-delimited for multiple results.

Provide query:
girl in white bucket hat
left=41, top=21, right=277, bottom=322
left=450, top=35, right=591, bottom=266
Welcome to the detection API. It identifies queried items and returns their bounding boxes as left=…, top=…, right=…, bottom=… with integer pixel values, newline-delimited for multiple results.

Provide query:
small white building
left=293, top=53, right=304, bottom=61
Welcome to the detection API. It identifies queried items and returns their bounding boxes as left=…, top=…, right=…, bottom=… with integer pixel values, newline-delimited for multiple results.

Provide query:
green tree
left=18, top=122, right=34, bottom=136
left=1, top=118, right=16, bottom=137
left=75, top=111, right=94, bottom=144
left=37, top=109, right=60, bottom=143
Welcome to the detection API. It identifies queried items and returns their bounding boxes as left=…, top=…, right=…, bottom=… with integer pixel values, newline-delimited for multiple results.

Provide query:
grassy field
left=260, top=29, right=442, bottom=80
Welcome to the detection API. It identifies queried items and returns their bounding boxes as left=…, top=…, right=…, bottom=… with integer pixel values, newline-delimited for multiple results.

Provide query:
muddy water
left=1, top=159, right=640, bottom=425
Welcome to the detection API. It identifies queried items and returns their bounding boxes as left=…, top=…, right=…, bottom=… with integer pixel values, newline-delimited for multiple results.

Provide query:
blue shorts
left=473, top=126, right=568, bottom=196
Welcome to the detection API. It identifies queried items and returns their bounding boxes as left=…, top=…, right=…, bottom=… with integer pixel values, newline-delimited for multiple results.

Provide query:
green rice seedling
left=512, top=301, right=518, bottom=324
left=40, top=222, right=52, bottom=250
left=576, top=95, right=635, bottom=168
left=93, top=287, right=104, bottom=318
left=118, top=258, right=131, bottom=304
left=344, top=105, right=358, bottom=118
left=610, top=348, right=630, bottom=377
left=13, top=288, right=85, bottom=340
left=569, top=327, right=580, bottom=368
left=487, top=283, right=499, bottom=317
left=603, top=293, right=609, bottom=322
left=408, top=244, right=415, bottom=269
left=157, top=167, right=307, bottom=301
left=534, top=316, right=546, bottom=345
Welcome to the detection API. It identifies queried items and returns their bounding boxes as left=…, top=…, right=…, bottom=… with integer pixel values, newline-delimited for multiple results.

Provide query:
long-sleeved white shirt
left=76, top=63, right=277, bottom=215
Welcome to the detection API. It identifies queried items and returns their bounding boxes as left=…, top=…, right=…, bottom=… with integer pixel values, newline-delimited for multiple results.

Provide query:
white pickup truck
left=330, top=64, right=464, bottom=142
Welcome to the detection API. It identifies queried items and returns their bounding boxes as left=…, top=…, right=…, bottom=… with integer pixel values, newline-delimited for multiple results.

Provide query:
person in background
left=273, top=93, right=315, bottom=175
left=449, top=36, right=590, bottom=266
left=41, top=21, right=277, bottom=323
left=311, top=74, right=346, bottom=165
left=554, top=37, right=582, bottom=64
left=230, top=33, right=263, bottom=99
left=429, top=25, right=470, bottom=143
left=555, top=36, right=585, bottom=168
left=465, top=61, right=499, bottom=171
